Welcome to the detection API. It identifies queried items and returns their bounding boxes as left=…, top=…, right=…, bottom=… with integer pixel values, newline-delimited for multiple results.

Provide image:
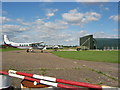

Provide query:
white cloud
left=44, top=21, right=68, bottom=30
left=99, top=4, right=109, bottom=12
left=62, top=9, right=101, bottom=26
left=34, top=19, right=68, bottom=31
left=2, top=24, right=29, bottom=33
left=1, top=14, right=117, bottom=45
left=113, top=29, right=119, bottom=32
left=1, top=17, right=32, bottom=25
left=64, top=30, right=88, bottom=42
left=16, top=18, right=32, bottom=26
left=93, top=32, right=118, bottom=38
left=34, top=19, right=45, bottom=25
left=46, top=8, right=58, bottom=17
left=0, top=16, right=11, bottom=23
left=1, top=17, right=68, bottom=44
left=14, top=30, right=88, bottom=45
left=109, top=15, right=119, bottom=22
left=46, top=13, right=54, bottom=17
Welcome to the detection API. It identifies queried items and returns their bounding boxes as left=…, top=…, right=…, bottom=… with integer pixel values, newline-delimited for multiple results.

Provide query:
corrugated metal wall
left=80, top=35, right=119, bottom=50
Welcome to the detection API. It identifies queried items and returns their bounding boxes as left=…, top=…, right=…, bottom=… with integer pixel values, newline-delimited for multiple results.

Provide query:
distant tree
left=1, top=45, right=7, bottom=48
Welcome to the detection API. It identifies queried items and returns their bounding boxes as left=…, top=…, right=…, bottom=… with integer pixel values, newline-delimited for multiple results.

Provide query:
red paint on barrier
left=0, top=71, right=82, bottom=89
left=17, top=72, right=33, bottom=77
left=0, top=71, right=8, bottom=75
left=57, top=79, right=102, bottom=89
left=9, top=70, right=102, bottom=89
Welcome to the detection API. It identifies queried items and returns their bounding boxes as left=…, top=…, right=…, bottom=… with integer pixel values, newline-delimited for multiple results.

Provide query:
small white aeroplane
left=4, top=35, right=47, bottom=52
left=3, top=35, right=62, bottom=52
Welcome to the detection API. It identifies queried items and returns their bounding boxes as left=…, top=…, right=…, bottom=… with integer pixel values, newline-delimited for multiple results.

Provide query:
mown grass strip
left=52, top=51, right=119, bottom=63
left=0, top=47, right=22, bottom=52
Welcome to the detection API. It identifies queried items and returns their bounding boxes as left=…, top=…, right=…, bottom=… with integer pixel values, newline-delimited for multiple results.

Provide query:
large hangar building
left=80, top=35, right=119, bottom=50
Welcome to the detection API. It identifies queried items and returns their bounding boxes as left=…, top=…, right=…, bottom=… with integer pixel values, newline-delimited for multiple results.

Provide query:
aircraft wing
left=31, top=42, right=44, bottom=45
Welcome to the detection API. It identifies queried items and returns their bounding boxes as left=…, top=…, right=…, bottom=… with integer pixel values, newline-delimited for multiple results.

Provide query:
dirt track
left=2, top=50, right=119, bottom=88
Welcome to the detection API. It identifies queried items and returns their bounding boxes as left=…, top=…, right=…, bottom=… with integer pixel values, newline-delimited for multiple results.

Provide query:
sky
left=1, top=1, right=119, bottom=45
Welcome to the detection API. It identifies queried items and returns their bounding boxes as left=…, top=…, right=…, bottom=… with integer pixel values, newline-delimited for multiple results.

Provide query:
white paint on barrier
left=9, top=73, right=24, bottom=79
left=102, top=85, right=118, bottom=90
left=40, top=80, right=58, bottom=87
left=8, top=70, right=17, bottom=74
left=33, top=74, right=56, bottom=82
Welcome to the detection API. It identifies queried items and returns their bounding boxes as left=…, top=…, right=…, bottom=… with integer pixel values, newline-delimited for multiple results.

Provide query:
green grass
left=0, top=47, right=22, bottom=52
left=52, top=51, right=119, bottom=63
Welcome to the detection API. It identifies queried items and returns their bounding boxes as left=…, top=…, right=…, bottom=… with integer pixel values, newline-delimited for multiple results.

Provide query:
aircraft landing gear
left=26, top=49, right=34, bottom=53
left=26, top=49, right=29, bottom=53
left=41, top=50, right=43, bottom=53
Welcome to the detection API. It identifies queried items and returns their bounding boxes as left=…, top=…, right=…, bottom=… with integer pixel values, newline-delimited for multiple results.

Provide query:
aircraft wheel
left=26, top=49, right=29, bottom=53
left=41, top=50, right=43, bottom=53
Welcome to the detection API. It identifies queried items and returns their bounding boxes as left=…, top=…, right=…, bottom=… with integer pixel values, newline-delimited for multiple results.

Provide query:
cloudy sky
left=1, top=1, right=119, bottom=45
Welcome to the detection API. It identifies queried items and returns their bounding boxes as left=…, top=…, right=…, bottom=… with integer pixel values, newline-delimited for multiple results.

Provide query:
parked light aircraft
left=3, top=35, right=61, bottom=52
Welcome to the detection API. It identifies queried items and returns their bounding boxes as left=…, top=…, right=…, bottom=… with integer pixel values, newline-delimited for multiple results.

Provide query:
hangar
left=80, top=35, right=119, bottom=50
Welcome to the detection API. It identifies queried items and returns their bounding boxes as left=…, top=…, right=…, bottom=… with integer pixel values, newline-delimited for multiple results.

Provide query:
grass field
left=0, top=47, right=22, bottom=52
left=52, top=51, right=119, bottom=63
left=1, top=47, right=119, bottom=63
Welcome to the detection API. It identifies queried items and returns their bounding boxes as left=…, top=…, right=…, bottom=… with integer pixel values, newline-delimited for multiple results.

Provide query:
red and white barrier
left=9, top=70, right=102, bottom=89
left=1, top=70, right=115, bottom=90
left=0, top=71, right=84, bottom=90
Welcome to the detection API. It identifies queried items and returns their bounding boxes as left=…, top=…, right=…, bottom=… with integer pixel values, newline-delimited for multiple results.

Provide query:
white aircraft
left=3, top=35, right=46, bottom=51
left=3, top=35, right=62, bottom=52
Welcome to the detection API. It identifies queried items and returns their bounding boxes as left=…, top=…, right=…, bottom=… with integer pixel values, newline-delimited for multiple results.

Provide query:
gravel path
left=2, top=50, right=119, bottom=88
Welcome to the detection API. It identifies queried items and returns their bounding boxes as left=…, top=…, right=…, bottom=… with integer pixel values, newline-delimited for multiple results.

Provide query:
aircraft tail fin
left=4, top=35, right=11, bottom=44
